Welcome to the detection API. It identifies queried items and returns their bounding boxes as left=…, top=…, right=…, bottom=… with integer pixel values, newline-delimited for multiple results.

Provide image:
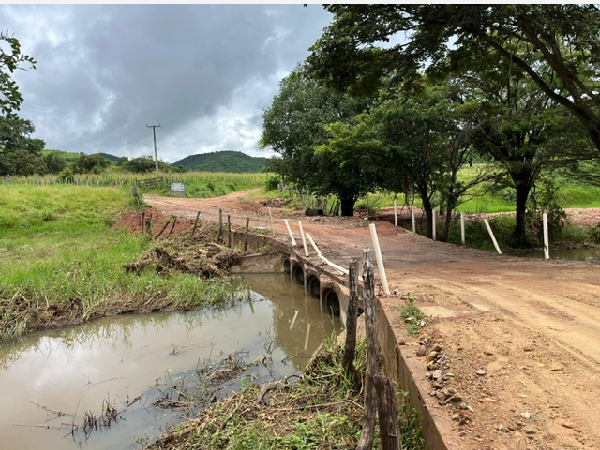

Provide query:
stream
left=0, top=273, right=341, bottom=450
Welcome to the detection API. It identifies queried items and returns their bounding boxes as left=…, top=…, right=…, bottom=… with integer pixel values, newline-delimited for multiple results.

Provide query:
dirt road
left=143, top=191, right=600, bottom=450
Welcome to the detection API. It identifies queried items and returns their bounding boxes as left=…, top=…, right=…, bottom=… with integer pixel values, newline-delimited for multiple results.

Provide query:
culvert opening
left=307, top=276, right=320, bottom=298
left=282, top=258, right=291, bottom=274
left=324, top=290, right=340, bottom=316
left=292, top=265, right=305, bottom=284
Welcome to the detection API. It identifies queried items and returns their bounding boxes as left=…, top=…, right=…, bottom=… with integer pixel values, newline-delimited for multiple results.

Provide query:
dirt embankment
left=143, top=190, right=600, bottom=450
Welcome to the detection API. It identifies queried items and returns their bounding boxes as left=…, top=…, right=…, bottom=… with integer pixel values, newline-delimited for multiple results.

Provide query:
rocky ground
left=139, top=190, right=600, bottom=450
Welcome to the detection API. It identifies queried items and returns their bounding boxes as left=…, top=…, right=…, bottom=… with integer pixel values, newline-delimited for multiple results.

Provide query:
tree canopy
left=260, top=67, right=371, bottom=216
left=307, top=5, right=600, bottom=154
left=0, top=32, right=36, bottom=118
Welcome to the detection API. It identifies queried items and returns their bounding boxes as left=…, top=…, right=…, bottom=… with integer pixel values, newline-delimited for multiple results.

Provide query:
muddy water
left=0, top=274, right=340, bottom=450
left=507, top=247, right=600, bottom=263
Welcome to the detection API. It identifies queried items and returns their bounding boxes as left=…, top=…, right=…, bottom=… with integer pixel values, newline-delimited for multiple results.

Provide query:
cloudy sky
left=2, top=4, right=333, bottom=162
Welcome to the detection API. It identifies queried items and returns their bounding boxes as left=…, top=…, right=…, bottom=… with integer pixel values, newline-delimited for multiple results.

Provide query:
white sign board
left=171, top=182, right=185, bottom=192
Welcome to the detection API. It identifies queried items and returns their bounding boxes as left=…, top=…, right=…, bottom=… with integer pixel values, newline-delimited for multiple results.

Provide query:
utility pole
left=146, top=124, right=160, bottom=172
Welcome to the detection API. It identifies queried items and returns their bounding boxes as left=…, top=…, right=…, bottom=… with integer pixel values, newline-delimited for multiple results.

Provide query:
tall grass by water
left=0, top=184, right=245, bottom=341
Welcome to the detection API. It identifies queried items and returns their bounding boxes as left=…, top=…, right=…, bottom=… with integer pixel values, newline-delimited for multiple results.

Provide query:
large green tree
left=307, top=5, right=600, bottom=154
left=260, top=68, right=370, bottom=216
left=1, top=32, right=36, bottom=118
left=0, top=116, right=47, bottom=176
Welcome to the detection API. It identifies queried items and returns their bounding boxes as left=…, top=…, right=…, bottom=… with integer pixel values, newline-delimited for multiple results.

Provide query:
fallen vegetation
left=146, top=338, right=427, bottom=450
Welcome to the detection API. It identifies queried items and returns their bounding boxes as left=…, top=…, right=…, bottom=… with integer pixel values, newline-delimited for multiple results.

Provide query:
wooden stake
left=268, top=206, right=275, bottom=236
left=375, top=374, right=401, bottom=450
left=191, top=211, right=201, bottom=237
left=217, top=209, right=223, bottom=243
left=342, top=259, right=358, bottom=376
left=168, top=216, right=177, bottom=237
left=356, top=248, right=379, bottom=450
left=244, top=217, right=249, bottom=252
left=228, top=214, right=232, bottom=248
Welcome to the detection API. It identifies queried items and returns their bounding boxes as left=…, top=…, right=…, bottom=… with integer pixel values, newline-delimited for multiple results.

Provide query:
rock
left=521, top=412, right=532, bottom=420
left=427, top=351, right=439, bottom=362
left=416, top=345, right=428, bottom=357
left=476, top=369, right=487, bottom=376
left=432, top=370, right=443, bottom=380
left=524, top=346, right=534, bottom=352
left=433, top=344, right=443, bottom=352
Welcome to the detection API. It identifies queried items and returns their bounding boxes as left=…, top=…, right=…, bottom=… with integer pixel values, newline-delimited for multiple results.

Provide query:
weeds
left=397, top=292, right=426, bottom=336
left=146, top=338, right=426, bottom=450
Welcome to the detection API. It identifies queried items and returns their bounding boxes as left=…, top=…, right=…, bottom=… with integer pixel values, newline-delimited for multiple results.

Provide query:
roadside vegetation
left=0, top=184, right=247, bottom=342
left=148, top=337, right=426, bottom=450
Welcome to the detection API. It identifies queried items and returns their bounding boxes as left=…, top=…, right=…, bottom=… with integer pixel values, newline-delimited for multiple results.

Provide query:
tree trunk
left=339, top=193, right=356, bottom=217
left=421, top=196, right=434, bottom=239
left=443, top=204, right=454, bottom=243
left=511, top=168, right=535, bottom=246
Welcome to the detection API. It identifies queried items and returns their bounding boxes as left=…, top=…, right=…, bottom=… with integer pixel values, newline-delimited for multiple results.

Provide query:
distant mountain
left=41, top=150, right=122, bottom=163
left=173, top=150, right=268, bottom=173
left=95, top=152, right=122, bottom=163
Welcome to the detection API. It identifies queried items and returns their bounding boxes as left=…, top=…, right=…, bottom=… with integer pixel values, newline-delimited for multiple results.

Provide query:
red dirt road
left=143, top=191, right=600, bottom=450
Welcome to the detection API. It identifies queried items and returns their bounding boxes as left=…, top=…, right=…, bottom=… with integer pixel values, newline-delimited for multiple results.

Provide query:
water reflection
left=0, top=274, right=341, bottom=450
left=507, top=247, right=600, bottom=263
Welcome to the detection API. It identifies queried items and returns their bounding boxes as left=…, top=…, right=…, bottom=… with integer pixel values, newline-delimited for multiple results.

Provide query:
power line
left=146, top=124, right=161, bottom=172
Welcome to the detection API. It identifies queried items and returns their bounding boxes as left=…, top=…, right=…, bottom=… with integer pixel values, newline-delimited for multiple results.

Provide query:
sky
left=1, top=4, right=333, bottom=163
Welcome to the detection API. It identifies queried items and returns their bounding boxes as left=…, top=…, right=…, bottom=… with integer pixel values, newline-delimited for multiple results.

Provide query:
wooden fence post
left=228, top=214, right=232, bottom=248
left=342, top=259, right=358, bottom=376
left=356, top=249, right=379, bottom=450
left=244, top=217, right=249, bottom=252
left=217, top=209, right=223, bottom=243
left=191, top=211, right=201, bottom=237
left=375, top=374, right=402, bottom=450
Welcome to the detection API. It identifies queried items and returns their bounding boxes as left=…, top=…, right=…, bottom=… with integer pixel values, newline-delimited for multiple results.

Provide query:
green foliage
left=308, top=5, right=600, bottom=153
left=260, top=64, right=371, bottom=216
left=173, top=150, right=268, bottom=173
left=0, top=31, right=36, bottom=118
left=0, top=184, right=245, bottom=341
left=264, top=175, right=280, bottom=191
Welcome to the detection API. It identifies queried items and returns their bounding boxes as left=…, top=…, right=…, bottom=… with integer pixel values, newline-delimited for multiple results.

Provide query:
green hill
left=173, top=150, right=268, bottom=173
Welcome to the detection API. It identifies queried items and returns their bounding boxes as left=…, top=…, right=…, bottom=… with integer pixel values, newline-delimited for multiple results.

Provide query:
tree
left=71, top=153, right=108, bottom=174
left=453, top=46, right=583, bottom=243
left=1, top=32, right=36, bottom=118
left=307, top=5, right=600, bottom=155
left=260, top=67, right=370, bottom=216
left=0, top=116, right=46, bottom=176
left=122, top=156, right=159, bottom=174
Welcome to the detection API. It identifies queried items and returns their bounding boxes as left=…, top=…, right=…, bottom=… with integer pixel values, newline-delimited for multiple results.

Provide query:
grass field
left=0, top=184, right=246, bottom=341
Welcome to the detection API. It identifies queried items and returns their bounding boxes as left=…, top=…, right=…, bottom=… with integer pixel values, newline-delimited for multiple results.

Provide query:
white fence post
left=484, top=219, right=502, bottom=254
left=543, top=212, right=550, bottom=260
left=460, top=212, right=466, bottom=246
left=368, top=223, right=391, bottom=295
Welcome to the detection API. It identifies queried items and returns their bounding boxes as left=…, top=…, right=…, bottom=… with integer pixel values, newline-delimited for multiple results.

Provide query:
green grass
left=0, top=184, right=247, bottom=341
